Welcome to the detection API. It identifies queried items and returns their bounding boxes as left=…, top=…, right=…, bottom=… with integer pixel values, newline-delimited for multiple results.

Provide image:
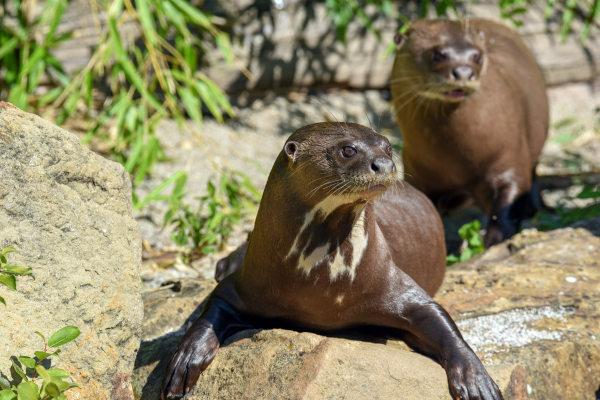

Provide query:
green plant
left=0, top=247, right=80, bottom=399
left=325, top=0, right=599, bottom=44
left=0, top=0, right=71, bottom=110
left=0, top=246, right=32, bottom=305
left=446, top=220, right=485, bottom=265
left=54, top=0, right=235, bottom=194
left=0, top=326, right=80, bottom=400
left=537, top=184, right=600, bottom=230
left=162, top=171, right=261, bottom=255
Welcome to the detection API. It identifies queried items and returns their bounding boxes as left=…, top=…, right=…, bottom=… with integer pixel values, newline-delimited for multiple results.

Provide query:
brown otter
left=161, top=122, right=502, bottom=400
left=391, top=18, right=549, bottom=247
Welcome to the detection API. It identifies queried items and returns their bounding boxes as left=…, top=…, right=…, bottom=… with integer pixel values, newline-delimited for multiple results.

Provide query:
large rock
left=133, top=225, right=600, bottom=399
left=0, top=102, right=144, bottom=399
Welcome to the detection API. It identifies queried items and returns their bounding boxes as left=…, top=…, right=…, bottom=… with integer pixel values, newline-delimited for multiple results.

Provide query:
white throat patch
left=285, top=195, right=368, bottom=281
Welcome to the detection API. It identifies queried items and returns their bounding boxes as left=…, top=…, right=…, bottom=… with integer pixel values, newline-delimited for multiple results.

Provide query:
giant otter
left=391, top=18, right=549, bottom=247
left=161, top=122, right=502, bottom=400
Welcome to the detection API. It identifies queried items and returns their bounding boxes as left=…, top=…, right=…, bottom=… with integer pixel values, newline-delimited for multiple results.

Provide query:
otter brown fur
left=391, top=18, right=549, bottom=247
left=162, top=122, right=502, bottom=400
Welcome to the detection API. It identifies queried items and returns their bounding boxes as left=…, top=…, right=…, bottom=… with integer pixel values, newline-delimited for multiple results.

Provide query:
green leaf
left=135, top=0, right=159, bottom=46
left=46, top=368, right=70, bottom=379
left=0, top=246, right=16, bottom=258
left=0, top=274, right=16, bottom=291
left=35, top=365, right=50, bottom=382
left=136, top=171, right=187, bottom=210
left=108, top=18, right=162, bottom=111
left=0, top=389, right=16, bottom=400
left=0, top=37, right=19, bottom=60
left=178, top=86, right=202, bottom=125
left=171, top=0, right=213, bottom=30
left=18, top=357, right=36, bottom=369
left=0, top=375, right=10, bottom=389
left=215, top=32, right=234, bottom=64
left=11, top=359, right=26, bottom=380
left=162, top=1, right=191, bottom=38
left=44, top=382, right=60, bottom=397
left=48, top=326, right=80, bottom=348
left=195, top=81, right=222, bottom=122
left=3, top=265, right=32, bottom=276
left=34, top=351, right=52, bottom=362
left=16, top=381, right=37, bottom=400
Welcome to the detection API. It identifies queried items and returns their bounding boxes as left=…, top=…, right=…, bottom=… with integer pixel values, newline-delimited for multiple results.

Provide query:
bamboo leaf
left=171, top=0, right=213, bottom=31
left=0, top=37, right=18, bottom=60
left=135, top=0, right=159, bottom=46
left=195, top=81, right=222, bottom=122
left=108, top=18, right=163, bottom=111
left=215, top=32, right=234, bottom=64
left=178, top=86, right=202, bottom=125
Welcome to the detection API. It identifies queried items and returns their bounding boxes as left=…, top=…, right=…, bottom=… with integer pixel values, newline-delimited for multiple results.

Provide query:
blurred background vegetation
left=1, top=0, right=599, bottom=263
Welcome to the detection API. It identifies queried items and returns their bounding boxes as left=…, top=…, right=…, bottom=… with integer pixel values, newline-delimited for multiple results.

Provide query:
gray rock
left=0, top=102, right=143, bottom=400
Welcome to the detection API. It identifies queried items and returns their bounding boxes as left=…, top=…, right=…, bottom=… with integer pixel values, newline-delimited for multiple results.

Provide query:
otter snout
left=370, top=157, right=395, bottom=174
left=431, top=45, right=482, bottom=83
left=451, top=65, right=475, bottom=81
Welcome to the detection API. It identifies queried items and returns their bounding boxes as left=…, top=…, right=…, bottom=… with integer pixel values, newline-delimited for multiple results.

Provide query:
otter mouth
left=344, top=174, right=398, bottom=198
left=444, top=88, right=469, bottom=99
left=421, top=83, right=479, bottom=102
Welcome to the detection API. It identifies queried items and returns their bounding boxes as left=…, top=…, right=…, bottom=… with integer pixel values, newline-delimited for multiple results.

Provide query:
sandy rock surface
left=133, top=225, right=600, bottom=400
left=0, top=103, right=144, bottom=400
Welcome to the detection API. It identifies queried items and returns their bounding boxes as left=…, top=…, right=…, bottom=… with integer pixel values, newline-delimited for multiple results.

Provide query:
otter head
left=281, top=122, right=398, bottom=207
left=394, top=19, right=486, bottom=103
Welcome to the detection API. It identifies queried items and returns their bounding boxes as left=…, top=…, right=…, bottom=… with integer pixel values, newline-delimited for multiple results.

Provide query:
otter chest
left=284, top=196, right=369, bottom=282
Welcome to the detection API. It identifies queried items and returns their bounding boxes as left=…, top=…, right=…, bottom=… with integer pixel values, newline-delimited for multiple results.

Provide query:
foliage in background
left=0, top=326, right=80, bottom=400
left=0, top=246, right=32, bottom=305
left=446, top=220, right=485, bottom=265
left=325, top=0, right=600, bottom=42
left=0, top=0, right=71, bottom=110
left=537, top=184, right=600, bottom=229
left=0, top=246, right=80, bottom=400
left=1, top=0, right=235, bottom=207
left=53, top=0, right=235, bottom=196
left=150, top=171, right=261, bottom=256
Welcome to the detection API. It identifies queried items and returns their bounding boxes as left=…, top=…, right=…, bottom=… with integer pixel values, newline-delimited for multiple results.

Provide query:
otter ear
left=284, top=141, right=299, bottom=162
left=394, top=31, right=407, bottom=49
left=394, top=26, right=410, bottom=49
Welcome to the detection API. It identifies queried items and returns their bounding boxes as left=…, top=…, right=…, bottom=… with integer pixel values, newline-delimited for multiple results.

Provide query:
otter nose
left=451, top=66, right=474, bottom=81
left=370, top=157, right=395, bottom=174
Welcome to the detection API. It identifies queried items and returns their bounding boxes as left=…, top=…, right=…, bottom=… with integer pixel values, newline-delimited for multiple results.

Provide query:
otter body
left=392, top=19, right=549, bottom=246
left=162, top=123, right=502, bottom=400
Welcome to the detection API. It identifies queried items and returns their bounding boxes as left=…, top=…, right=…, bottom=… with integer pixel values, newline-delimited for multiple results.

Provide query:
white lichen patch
left=458, top=306, right=575, bottom=352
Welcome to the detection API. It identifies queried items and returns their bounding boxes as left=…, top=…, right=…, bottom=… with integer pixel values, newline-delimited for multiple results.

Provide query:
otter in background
left=391, top=18, right=549, bottom=247
left=162, top=122, right=502, bottom=400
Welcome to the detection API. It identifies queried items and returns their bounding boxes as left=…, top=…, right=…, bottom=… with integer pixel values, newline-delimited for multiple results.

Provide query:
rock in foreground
left=134, top=226, right=600, bottom=400
left=0, top=103, right=143, bottom=399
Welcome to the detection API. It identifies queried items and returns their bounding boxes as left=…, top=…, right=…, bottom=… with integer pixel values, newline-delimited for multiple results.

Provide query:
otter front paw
left=446, top=349, right=503, bottom=400
left=161, top=321, right=219, bottom=400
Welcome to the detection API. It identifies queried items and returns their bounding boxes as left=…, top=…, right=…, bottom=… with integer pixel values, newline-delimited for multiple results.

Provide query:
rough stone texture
left=133, top=225, right=600, bottom=400
left=0, top=103, right=144, bottom=400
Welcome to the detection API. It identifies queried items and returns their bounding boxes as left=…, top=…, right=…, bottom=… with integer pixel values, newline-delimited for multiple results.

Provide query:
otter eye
left=432, top=48, right=447, bottom=63
left=471, top=52, right=482, bottom=65
left=341, top=145, right=357, bottom=158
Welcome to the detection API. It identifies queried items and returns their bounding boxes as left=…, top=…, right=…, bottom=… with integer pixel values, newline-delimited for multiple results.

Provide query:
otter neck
left=242, top=172, right=370, bottom=282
